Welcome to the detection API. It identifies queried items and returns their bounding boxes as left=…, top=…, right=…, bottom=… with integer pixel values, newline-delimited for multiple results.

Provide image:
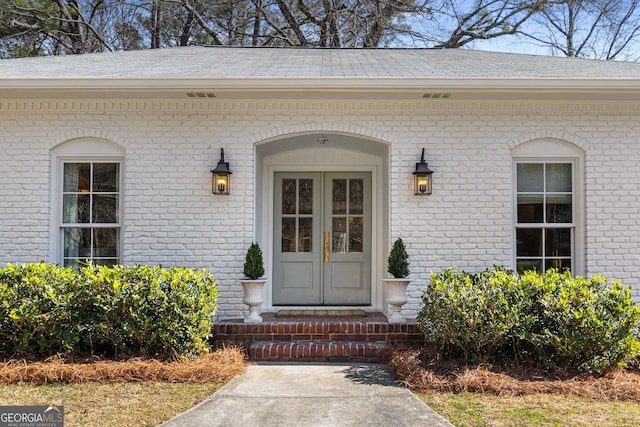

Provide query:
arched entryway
left=255, top=132, right=389, bottom=312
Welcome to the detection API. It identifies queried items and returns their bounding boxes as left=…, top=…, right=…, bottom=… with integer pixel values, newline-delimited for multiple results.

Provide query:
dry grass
left=0, top=347, right=248, bottom=427
left=0, top=347, right=247, bottom=385
left=0, top=382, right=224, bottom=427
left=388, top=347, right=640, bottom=403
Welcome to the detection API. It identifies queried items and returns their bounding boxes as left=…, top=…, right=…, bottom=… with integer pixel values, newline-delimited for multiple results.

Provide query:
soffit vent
left=422, top=93, right=451, bottom=99
left=186, top=92, right=216, bottom=98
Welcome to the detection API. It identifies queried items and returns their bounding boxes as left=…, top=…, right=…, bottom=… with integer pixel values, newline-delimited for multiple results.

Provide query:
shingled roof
left=2, top=46, right=640, bottom=80
left=1, top=47, right=640, bottom=101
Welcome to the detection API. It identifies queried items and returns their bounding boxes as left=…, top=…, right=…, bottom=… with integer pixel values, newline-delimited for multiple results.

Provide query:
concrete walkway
left=161, top=362, right=454, bottom=427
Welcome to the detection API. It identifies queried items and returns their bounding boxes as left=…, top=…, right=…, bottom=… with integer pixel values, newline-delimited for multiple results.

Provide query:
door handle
left=324, top=231, right=330, bottom=263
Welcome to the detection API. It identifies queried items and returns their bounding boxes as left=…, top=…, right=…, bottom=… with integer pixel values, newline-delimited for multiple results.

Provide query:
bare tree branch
left=275, top=0, right=308, bottom=45
left=521, top=0, right=640, bottom=60
left=180, top=0, right=223, bottom=45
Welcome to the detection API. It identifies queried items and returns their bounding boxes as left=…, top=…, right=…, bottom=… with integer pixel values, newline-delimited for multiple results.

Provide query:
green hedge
left=0, top=263, right=218, bottom=360
left=418, top=267, right=640, bottom=375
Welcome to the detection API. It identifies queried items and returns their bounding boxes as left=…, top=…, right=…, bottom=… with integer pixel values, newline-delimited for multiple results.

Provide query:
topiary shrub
left=387, top=238, right=410, bottom=278
left=418, top=267, right=640, bottom=374
left=243, top=242, right=265, bottom=280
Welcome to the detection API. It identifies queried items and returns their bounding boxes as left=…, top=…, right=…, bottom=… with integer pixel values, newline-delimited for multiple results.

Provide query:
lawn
left=0, top=347, right=247, bottom=427
left=0, top=382, right=223, bottom=427
left=419, top=391, right=640, bottom=427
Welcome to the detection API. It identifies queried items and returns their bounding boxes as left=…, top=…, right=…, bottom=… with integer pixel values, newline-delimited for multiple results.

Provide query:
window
left=515, top=162, right=574, bottom=273
left=513, top=139, right=583, bottom=275
left=61, top=162, right=121, bottom=267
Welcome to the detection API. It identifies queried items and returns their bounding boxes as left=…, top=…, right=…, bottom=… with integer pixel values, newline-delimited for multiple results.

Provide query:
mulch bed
left=0, top=347, right=247, bottom=385
left=388, top=347, right=640, bottom=403
left=4, top=345, right=638, bottom=403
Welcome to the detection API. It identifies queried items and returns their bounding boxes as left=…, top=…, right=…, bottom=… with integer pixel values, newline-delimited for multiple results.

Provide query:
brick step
left=213, top=317, right=424, bottom=348
left=212, top=313, right=425, bottom=362
left=249, top=341, right=390, bottom=363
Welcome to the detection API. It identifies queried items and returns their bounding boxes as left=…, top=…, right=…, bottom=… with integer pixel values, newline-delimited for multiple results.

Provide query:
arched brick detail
left=49, top=129, right=127, bottom=151
left=509, top=130, right=590, bottom=152
left=252, top=122, right=394, bottom=146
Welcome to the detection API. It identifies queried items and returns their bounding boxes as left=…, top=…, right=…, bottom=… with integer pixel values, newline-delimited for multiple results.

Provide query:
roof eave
left=2, top=77, right=640, bottom=92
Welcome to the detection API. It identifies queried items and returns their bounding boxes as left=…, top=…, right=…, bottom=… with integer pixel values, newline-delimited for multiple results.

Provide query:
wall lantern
left=210, top=148, right=232, bottom=195
left=413, top=148, right=434, bottom=196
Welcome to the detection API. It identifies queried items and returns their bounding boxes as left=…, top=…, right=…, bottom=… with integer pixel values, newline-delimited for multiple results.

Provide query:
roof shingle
left=2, top=46, right=640, bottom=81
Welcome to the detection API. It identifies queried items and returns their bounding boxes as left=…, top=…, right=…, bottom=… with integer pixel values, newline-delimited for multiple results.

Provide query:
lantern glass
left=414, top=173, right=432, bottom=195
left=213, top=172, right=229, bottom=195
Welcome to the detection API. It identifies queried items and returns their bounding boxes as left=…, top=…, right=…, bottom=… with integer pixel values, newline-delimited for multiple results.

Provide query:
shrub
left=418, top=267, right=524, bottom=363
left=418, top=267, right=640, bottom=374
left=82, top=264, right=218, bottom=360
left=0, top=262, right=81, bottom=357
left=518, top=269, right=640, bottom=375
left=0, top=263, right=218, bottom=360
left=243, top=242, right=265, bottom=280
left=387, top=238, right=410, bottom=278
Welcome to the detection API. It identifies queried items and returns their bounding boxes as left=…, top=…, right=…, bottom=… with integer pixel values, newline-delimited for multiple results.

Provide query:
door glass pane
left=282, top=179, right=296, bottom=214
left=63, top=163, right=90, bottom=192
left=545, top=228, right=571, bottom=257
left=546, top=194, right=572, bottom=223
left=94, top=228, right=119, bottom=257
left=332, top=179, right=346, bottom=215
left=299, top=179, right=313, bottom=214
left=517, top=194, right=543, bottom=223
left=349, top=217, right=363, bottom=252
left=546, top=163, right=571, bottom=192
left=282, top=218, right=296, bottom=252
left=298, top=217, right=312, bottom=252
left=332, top=218, right=347, bottom=253
left=517, top=164, right=543, bottom=192
left=349, top=179, right=363, bottom=214
left=516, top=228, right=542, bottom=257
left=63, top=194, right=90, bottom=223
left=93, top=163, right=119, bottom=192
left=92, top=194, right=118, bottom=223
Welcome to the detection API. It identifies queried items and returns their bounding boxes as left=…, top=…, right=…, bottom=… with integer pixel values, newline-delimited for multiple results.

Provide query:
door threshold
left=270, top=306, right=376, bottom=311
left=274, top=309, right=369, bottom=317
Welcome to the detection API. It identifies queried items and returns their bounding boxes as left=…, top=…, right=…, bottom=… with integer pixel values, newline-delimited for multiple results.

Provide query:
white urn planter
left=383, top=278, right=411, bottom=323
left=241, top=279, right=266, bottom=324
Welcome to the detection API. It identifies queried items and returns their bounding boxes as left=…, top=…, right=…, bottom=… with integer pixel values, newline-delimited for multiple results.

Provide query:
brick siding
left=1, top=100, right=639, bottom=318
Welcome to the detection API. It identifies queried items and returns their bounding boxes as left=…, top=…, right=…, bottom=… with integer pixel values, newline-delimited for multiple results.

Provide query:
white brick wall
left=1, top=100, right=639, bottom=319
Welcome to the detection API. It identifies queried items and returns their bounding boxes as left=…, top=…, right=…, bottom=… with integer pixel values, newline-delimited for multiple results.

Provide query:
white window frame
left=50, top=139, right=125, bottom=266
left=512, top=140, right=584, bottom=275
